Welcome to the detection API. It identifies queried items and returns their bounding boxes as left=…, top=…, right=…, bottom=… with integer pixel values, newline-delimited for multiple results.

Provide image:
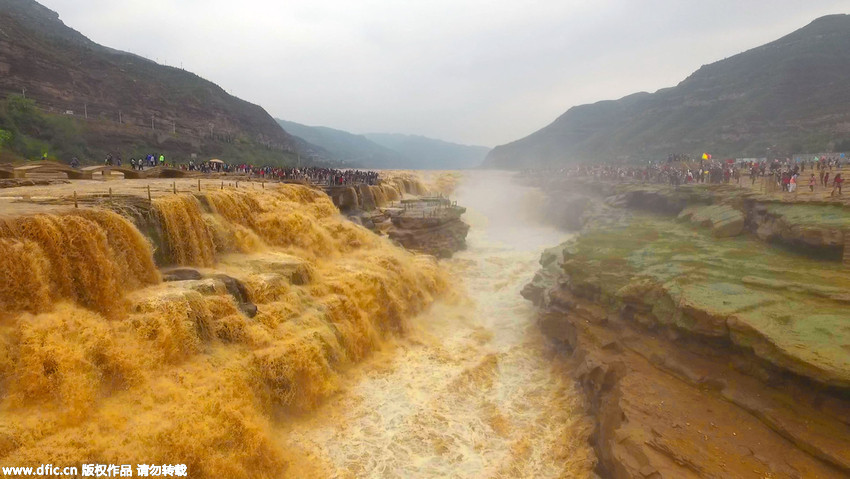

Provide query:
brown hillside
left=485, top=14, right=850, bottom=168
left=0, top=0, right=314, bottom=164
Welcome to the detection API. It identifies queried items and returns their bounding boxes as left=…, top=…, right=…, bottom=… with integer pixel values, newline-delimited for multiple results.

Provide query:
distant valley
left=276, top=119, right=489, bottom=169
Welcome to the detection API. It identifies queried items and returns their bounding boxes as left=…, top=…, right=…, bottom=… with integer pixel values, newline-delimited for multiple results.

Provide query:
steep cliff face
left=485, top=14, right=850, bottom=168
left=0, top=0, right=307, bottom=163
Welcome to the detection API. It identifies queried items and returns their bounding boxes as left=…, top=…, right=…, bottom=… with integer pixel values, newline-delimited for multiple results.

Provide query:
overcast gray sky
left=38, top=0, right=848, bottom=147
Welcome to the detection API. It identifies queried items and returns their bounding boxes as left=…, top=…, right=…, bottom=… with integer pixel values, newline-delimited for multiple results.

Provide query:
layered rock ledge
left=523, top=179, right=850, bottom=478
left=386, top=199, right=469, bottom=258
left=324, top=178, right=470, bottom=258
left=523, top=176, right=850, bottom=261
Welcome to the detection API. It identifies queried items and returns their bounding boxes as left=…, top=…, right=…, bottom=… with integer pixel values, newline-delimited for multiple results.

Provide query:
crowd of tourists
left=768, top=159, right=844, bottom=195
left=546, top=160, right=743, bottom=186
left=71, top=153, right=381, bottom=186
left=522, top=153, right=847, bottom=196
left=294, top=167, right=379, bottom=185
left=178, top=162, right=379, bottom=185
left=129, top=154, right=166, bottom=169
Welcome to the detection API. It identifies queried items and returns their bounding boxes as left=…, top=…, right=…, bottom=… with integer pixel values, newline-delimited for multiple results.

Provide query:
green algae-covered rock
left=676, top=282, right=780, bottom=336
left=728, top=310, right=850, bottom=389
left=560, top=211, right=850, bottom=389
left=540, top=240, right=575, bottom=267
left=711, top=210, right=745, bottom=237
left=679, top=204, right=745, bottom=237
left=754, top=203, right=849, bottom=251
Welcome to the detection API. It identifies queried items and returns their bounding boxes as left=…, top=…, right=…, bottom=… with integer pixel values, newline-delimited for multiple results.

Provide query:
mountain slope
left=0, top=0, right=308, bottom=165
left=485, top=14, right=850, bottom=168
left=275, top=119, right=408, bottom=168
left=364, top=133, right=490, bottom=169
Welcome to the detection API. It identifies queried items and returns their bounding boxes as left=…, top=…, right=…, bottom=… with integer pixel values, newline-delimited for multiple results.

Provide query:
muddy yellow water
left=0, top=172, right=591, bottom=477
left=281, top=171, right=594, bottom=478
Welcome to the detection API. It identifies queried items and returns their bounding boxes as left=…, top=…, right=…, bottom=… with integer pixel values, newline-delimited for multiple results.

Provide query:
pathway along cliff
left=281, top=171, right=593, bottom=477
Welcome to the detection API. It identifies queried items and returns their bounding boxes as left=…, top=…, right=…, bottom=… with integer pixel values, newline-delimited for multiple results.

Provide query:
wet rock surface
left=210, top=274, right=258, bottom=318
left=227, top=253, right=314, bottom=286
left=160, top=268, right=259, bottom=317
left=162, top=268, right=203, bottom=282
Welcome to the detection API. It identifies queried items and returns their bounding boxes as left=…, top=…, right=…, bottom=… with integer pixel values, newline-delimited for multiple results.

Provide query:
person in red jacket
left=831, top=173, right=843, bottom=196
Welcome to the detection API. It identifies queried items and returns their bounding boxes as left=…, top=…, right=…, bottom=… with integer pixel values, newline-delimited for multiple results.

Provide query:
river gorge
left=0, top=171, right=595, bottom=478
left=279, top=171, right=593, bottom=478
left=2, top=170, right=849, bottom=478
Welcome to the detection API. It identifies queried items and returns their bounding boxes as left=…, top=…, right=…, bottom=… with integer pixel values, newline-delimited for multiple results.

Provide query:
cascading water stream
left=0, top=183, right=446, bottom=478
left=280, top=171, right=594, bottom=478
left=0, top=174, right=590, bottom=478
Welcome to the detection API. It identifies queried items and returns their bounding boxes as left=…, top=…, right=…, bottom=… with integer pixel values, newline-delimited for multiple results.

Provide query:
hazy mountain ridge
left=484, top=14, right=850, bottom=168
left=364, top=133, right=490, bottom=169
left=0, top=0, right=310, bottom=165
left=275, top=119, right=408, bottom=168
left=276, top=119, right=490, bottom=169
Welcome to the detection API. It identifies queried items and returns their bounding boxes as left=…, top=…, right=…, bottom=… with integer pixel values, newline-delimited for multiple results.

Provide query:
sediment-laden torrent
left=0, top=174, right=593, bottom=478
left=280, top=171, right=594, bottom=478
left=0, top=183, right=447, bottom=477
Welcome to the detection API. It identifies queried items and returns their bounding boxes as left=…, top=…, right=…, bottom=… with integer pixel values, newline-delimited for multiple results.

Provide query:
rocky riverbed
left=522, top=176, right=850, bottom=478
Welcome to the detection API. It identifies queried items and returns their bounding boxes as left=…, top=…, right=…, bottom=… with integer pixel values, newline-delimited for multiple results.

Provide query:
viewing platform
left=385, top=197, right=469, bottom=258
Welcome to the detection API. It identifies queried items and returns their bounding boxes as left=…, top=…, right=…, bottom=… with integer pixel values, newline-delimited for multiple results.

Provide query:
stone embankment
left=522, top=177, right=850, bottom=478
left=325, top=178, right=470, bottom=258
left=386, top=199, right=469, bottom=258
